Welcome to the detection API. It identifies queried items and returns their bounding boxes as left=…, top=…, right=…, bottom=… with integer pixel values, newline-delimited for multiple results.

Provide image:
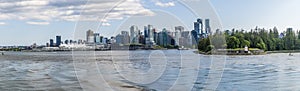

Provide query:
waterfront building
left=50, top=39, right=54, bottom=47
left=148, top=25, right=154, bottom=43
left=86, top=30, right=94, bottom=43
left=64, top=40, right=69, bottom=44
left=158, top=28, right=172, bottom=47
left=175, top=26, right=184, bottom=46
left=100, top=36, right=104, bottom=43
left=195, top=18, right=203, bottom=34
left=153, top=29, right=159, bottom=44
left=205, top=19, right=211, bottom=34
left=94, top=33, right=100, bottom=44
left=116, top=34, right=123, bottom=44
left=191, top=30, right=198, bottom=48
left=139, top=35, right=145, bottom=44
left=115, top=31, right=130, bottom=45
left=130, top=25, right=139, bottom=44
left=108, top=37, right=115, bottom=44
left=121, top=31, right=130, bottom=44
left=144, top=25, right=156, bottom=48
left=56, top=36, right=61, bottom=47
left=181, top=31, right=192, bottom=48
left=46, top=43, right=50, bottom=47
left=192, top=18, right=212, bottom=48
left=144, top=26, right=148, bottom=38
left=106, top=37, right=110, bottom=44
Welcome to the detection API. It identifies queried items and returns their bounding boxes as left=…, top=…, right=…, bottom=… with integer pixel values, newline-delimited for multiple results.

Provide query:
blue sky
left=0, top=0, right=300, bottom=46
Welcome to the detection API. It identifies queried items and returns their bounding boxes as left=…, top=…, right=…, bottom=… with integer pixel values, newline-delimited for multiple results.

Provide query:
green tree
left=227, top=36, right=240, bottom=49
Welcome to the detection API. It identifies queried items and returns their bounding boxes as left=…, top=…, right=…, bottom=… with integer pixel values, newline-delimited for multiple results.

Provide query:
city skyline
left=48, top=17, right=213, bottom=47
left=1, top=0, right=300, bottom=45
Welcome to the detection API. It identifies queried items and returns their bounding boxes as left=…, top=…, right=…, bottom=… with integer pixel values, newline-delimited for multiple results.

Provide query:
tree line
left=198, top=27, right=300, bottom=52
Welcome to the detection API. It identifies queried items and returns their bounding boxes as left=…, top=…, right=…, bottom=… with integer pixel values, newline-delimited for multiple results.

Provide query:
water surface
left=0, top=50, right=299, bottom=91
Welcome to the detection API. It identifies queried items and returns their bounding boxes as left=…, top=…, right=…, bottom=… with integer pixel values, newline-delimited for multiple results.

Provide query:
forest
left=198, top=27, right=300, bottom=52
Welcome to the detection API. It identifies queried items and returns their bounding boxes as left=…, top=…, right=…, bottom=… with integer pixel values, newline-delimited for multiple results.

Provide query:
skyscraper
left=148, top=25, right=154, bottom=42
left=205, top=19, right=211, bottom=34
left=191, top=18, right=205, bottom=48
left=130, top=25, right=139, bottom=44
left=196, top=18, right=203, bottom=34
left=153, top=28, right=158, bottom=44
left=100, top=36, right=104, bottom=43
left=181, top=31, right=191, bottom=48
left=94, top=33, right=100, bottom=44
left=115, top=34, right=123, bottom=44
left=86, top=30, right=94, bottom=43
left=145, top=25, right=156, bottom=48
left=144, top=26, right=148, bottom=38
left=175, top=26, right=184, bottom=46
left=121, top=31, right=130, bottom=44
left=56, top=36, right=61, bottom=47
left=50, top=39, right=54, bottom=47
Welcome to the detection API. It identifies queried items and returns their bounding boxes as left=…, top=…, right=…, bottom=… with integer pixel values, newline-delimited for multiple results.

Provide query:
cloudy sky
left=0, top=0, right=300, bottom=45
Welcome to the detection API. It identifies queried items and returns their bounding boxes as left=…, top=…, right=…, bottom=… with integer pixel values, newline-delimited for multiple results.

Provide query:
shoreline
left=0, top=48, right=182, bottom=52
left=2, top=49, right=300, bottom=54
left=194, top=50, right=300, bottom=56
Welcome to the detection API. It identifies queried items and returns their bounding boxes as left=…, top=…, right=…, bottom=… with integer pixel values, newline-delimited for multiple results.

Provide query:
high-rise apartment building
left=56, top=36, right=61, bottom=47
left=86, top=30, right=94, bottom=43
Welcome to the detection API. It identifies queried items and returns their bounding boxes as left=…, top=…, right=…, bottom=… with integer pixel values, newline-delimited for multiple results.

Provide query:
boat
left=178, top=46, right=189, bottom=50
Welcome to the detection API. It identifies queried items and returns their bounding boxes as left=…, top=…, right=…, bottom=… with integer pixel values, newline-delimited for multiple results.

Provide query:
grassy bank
left=196, top=48, right=266, bottom=55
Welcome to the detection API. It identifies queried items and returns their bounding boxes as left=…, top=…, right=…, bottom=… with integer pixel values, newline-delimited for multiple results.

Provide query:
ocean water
left=0, top=50, right=300, bottom=91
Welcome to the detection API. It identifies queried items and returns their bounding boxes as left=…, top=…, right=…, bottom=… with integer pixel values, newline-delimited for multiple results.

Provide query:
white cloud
left=155, top=1, right=175, bottom=7
left=0, top=22, right=6, bottom=25
left=101, top=22, right=111, bottom=26
left=0, top=0, right=155, bottom=25
left=16, top=1, right=49, bottom=6
left=26, top=21, right=50, bottom=25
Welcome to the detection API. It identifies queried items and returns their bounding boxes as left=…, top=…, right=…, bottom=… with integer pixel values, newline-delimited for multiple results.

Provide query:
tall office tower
left=148, top=25, right=154, bottom=40
left=205, top=19, right=211, bottom=34
left=50, top=39, right=54, bottom=47
left=121, top=31, right=129, bottom=35
left=46, top=43, right=50, bottom=47
left=115, top=34, right=123, bottom=44
left=56, top=36, right=61, bottom=47
left=175, top=26, right=184, bottom=46
left=144, top=26, right=148, bottom=38
left=100, top=36, right=104, bottom=43
left=146, top=25, right=156, bottom=48
left=86, top=30, right=94, bottom=43
left=193, top=18, right=204, bottom=39
left=196, top=18, right=204, bottom=34
left=144, top=26, right=148, bottom=45
left=191, top=30, right=198, bottom=48
left=181, top=31, right=191, bottom=48
left=153, top=28, right=158, bottom=44
left=94, top=33, right=100, bottom=44
left=191, top=18, right=204, bottom=48
left=194, top=22, right=199, bottom=34
left=160, top=28, right=169, bottom=47
left=130, top=25, right=139, bottom=44
left=121, top=31, right=130, bottom=44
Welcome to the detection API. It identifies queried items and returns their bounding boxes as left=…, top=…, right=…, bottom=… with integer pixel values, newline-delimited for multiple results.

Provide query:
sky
left=0, top=0, right=300, bottom=46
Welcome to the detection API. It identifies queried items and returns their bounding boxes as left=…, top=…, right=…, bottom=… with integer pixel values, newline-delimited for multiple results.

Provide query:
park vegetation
left=198, top=27, right=300, bottom=52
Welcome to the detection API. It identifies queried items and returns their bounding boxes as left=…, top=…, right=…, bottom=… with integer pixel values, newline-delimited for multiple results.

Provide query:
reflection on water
left=0, top=51, right=300, bottom=91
